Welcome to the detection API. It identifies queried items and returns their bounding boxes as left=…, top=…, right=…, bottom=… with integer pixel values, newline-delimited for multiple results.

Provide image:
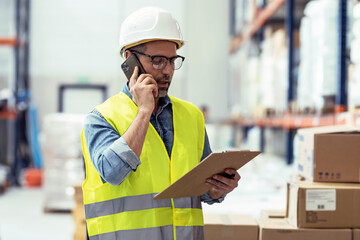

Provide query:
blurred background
left=0, top=0, right=360, bottom=239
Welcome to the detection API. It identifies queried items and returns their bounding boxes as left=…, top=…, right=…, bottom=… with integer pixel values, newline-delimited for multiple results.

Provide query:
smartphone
left=121, top=54, right=146, bottom=81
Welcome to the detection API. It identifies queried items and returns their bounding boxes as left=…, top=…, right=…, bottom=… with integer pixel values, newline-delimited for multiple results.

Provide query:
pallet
left=43, top=206, right=72, bottom=214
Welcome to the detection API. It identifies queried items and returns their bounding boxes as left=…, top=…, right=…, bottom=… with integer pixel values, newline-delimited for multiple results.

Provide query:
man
left=81, top=7, right=241, bottom=240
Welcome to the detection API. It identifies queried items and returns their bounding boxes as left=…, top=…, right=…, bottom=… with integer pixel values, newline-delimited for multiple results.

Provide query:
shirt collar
left=121, top=83, right=172, bottom=109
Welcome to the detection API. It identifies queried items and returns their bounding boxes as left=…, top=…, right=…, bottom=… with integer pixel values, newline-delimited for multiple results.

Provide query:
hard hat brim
left=119, top=38, right=185, bottom=57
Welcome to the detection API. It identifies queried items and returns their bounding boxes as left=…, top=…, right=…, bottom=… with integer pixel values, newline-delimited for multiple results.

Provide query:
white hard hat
left=118, top=7, right=184, bottom=56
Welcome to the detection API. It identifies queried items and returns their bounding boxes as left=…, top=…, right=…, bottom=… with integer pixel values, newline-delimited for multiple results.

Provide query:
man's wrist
left=210, top=192, right=224, bottom=200
left=200, top=191, right=226, bottom=205
left=137, top=108, right=152, bottom=120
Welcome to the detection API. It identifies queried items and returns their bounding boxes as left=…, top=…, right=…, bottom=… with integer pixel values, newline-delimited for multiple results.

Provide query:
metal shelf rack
left=0, top=0, right=31, bottom=185
left=230, top=0, right=349, bottom=164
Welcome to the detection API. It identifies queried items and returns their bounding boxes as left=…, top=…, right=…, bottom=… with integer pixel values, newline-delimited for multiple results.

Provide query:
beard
left=156, top=74, right=171, bottom=98
left=158, top=89, right=168, bottom=98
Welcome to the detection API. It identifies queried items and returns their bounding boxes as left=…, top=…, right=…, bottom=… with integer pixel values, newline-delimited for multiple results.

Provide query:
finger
left=149, top=84, right=158, bottom=97
left=213, top=180, right=233, bottom=192
left=225, top=168, right=237, bottom=175
left=206, top=178, right=231, bottom=191
left=153, top=86, right=158, bottom=98
left=213, top=174, right=232, bottom=185
left=206, top=182, right=223, bottom=194
left=205, top=181, right=223, bottom=192
left=140, top=75, right=157, bottom=85
left=139, top=78, right=157, bottom=92
left=213, top=174, right=238, bottom=189
left=225, top=169, right=241, bottom=181
left=138, top=76, right=158, bottom=97
left=129, top=66, right=139, bottom=88
left=136, top=73, right=152, bottom=83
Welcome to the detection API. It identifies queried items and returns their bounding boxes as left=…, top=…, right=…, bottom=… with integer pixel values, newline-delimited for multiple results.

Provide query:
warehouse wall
left=30, top=0, right=123, bottom=124
left=185, top=0, right=230, bottom=121
left=29, top=0, right=231, bottom=127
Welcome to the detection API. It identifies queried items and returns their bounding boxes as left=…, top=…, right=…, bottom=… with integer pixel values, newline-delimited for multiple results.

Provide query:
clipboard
left=153, top=150, right=261, bottom=200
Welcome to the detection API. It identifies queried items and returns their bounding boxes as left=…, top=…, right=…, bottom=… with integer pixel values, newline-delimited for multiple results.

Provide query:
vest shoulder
left=169, top=95, right=202, bottom=114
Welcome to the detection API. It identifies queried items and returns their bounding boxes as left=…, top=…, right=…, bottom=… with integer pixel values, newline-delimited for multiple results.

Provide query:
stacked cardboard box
left=258, top=218, right=352, bottom=240
left=256, top=125, right=360, bottom=239
left=204, top=125, right=360, bottom=239
left=282, top=125, right=360, bottom=238
left=297, top=125, right=360, bottom=183
left=203, top=214, right=258, bottom=240
left=354, top=229, right=360, bottom=240
left=260, top=209, right=286, bottom=219
left=73, top=184, right=86, bottom=240
left=286, top=181, right=360, bottom=228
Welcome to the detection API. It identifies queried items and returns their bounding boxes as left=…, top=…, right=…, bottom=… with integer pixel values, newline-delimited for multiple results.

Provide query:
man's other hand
left=205, top=168, right=241, bottom=200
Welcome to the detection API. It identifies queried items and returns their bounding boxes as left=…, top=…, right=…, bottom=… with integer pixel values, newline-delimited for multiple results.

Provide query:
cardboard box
left=72, top=202, right=85, bottom=225
left=354, top=229, right=360, bottom=240
left=287, top=181, right=360, bottom=228
left=74, top=222, right=86, bottom=240
left=260, top=209, right=286, bottom=219
left=203, top=214, right=258, bottom=240
left=73, top=200, right=86, bottom=240
left=258, top=218, right=352, bottom=240
left=73, top=184, right=83, bottom=203
left=297, top=125, right=360, bottom=183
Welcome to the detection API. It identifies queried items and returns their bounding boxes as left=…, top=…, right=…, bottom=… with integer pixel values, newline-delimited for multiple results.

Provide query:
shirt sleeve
left=83, top=109, right=141, bottom=185
left=199, top=127, right=227, bottom=204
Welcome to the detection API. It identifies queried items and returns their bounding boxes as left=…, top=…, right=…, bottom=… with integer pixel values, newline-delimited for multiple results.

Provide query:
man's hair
left=127, top=43, right=147, bottom=53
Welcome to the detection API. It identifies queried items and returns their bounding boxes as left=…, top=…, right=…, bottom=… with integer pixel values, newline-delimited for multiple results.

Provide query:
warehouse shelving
left=0, top=0, right=31, bottom=186
left=236, top=114, right=336, bottom=128
left=0, top=37, right=17, bottom=46
left=230, top=0, right=286, bottom=53
left=230, top=0, right=350, bottom=164
left=235, top=112, right=360, bottom=128
left=0, top=110, right=16, bottom=120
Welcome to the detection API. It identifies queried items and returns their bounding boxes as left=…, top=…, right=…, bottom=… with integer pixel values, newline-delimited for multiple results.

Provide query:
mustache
left=155, top=74, right=171, bottom=82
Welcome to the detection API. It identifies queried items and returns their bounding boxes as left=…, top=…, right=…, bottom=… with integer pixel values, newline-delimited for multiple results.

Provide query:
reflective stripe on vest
left=88, top=226, right=204, bottom=240
left=81, top=92, right=205, bottom=240
left=84, top=193, right=201, bottom=219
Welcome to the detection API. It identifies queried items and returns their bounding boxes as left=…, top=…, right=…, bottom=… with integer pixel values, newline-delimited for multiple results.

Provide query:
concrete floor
left=0, top=187, right=74, bottom=240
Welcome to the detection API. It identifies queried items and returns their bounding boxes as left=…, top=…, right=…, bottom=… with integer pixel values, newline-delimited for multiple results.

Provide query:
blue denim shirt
left=83, top=84, right=224, bottom=204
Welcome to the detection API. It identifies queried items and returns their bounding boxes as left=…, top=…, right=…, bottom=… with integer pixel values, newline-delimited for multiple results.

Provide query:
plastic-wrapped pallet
left=229, top=41, right=258, bottom=118
left=297, top=0, right=353, bottom=113
left=41, top=113, right=85, bottom=212
left=298, top=0, right=337, bottom=112
left=258, top=28, right=288, bottom=116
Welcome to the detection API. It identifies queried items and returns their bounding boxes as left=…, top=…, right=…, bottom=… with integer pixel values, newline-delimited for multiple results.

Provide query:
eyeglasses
left=130, top=50, right=185, bottom=70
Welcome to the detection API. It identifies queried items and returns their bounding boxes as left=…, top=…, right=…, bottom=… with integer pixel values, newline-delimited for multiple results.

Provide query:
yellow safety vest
left=81, top=92, right=205, bottom=240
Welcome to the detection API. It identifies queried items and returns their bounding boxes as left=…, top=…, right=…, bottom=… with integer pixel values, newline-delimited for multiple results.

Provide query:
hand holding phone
left=121, top=54, right=146, bottom=81
left=123, top=53, right=158, bottom=113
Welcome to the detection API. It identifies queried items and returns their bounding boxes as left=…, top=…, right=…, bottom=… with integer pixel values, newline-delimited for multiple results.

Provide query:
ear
left=124, top=50, right=131, bottom=59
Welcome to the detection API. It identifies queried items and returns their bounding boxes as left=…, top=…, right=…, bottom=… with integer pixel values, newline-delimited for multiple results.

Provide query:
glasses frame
left=130, top=50, right=185, bottom=70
